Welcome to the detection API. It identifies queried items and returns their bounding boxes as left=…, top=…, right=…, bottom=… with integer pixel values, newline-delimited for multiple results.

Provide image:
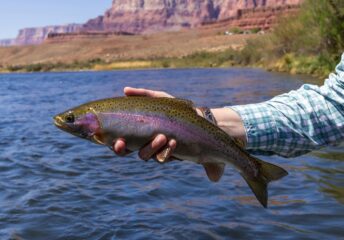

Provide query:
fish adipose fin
left=202, top=162, right=225, bottom=182
left=242, top=158, right=288, bottom=208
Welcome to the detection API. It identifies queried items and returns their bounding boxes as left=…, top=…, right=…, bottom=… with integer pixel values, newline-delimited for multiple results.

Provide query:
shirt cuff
left=228, top=103, right=278, bottom=151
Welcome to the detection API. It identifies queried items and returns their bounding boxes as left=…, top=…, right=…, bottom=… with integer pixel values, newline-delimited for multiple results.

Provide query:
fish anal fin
left=202, top=162, right=225, bottom=182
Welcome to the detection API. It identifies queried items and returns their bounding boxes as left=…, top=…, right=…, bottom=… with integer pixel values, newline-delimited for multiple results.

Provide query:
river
left=0, top=68, right=343, bottom=239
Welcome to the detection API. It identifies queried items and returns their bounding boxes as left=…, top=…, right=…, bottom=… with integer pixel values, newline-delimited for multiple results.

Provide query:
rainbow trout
left=54, top=96, right=288, bottom=207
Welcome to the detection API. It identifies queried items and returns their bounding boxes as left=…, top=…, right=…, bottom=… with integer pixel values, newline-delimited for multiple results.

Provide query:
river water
left=0, top=69, right=343, bottom=239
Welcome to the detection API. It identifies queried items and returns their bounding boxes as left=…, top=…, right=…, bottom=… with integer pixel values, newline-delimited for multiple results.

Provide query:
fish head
left=54, top=105, right=101, bottom=143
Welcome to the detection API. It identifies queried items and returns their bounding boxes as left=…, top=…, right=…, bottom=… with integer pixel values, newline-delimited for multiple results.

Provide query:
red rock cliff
left=83, top=0, right=303, bottom=33
left=214, top=0, right=302, bottom=19
left=1, top=0, right=303, bottom=46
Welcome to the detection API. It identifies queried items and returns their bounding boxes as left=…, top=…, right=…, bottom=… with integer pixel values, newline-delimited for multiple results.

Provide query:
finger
left=124, top=87, right=174, bottom=98
left=124, top=87, right=155, bottom=97
left=113, top=138, right=132, bottom=156
left=156, top=139, right=177, bottom=163
left=139, top=134, right=167, bottom=161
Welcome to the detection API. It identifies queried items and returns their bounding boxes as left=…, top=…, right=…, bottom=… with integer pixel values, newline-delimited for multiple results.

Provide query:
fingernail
left=156, top=147, right=172, bottom=163
left=113, top=139, right=127, bottom=156
left=152, top=135, right=164, bottom=148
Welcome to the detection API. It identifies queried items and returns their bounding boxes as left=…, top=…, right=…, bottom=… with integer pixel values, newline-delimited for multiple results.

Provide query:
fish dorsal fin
left=202, top=162, right=225, bottom=182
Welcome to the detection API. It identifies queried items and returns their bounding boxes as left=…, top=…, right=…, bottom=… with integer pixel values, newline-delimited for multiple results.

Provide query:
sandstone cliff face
left=84, top=0, right=219, bottom=33
left=215, top=4, right=300, bottom=30
left=83, top=0, right=303, bottom=33
left=214, top=0, right=302, bottom=19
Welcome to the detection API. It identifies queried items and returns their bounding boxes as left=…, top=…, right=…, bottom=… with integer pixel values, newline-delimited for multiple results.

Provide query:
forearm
left=201, top=54, right=344, bottom=158
left=211, top=108, right=247, bottom=143
left=227, top=54, right=344, bottom=157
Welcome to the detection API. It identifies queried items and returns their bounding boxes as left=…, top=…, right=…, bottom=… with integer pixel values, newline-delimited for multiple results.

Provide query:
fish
left=54, top=96, right=288, bottom=208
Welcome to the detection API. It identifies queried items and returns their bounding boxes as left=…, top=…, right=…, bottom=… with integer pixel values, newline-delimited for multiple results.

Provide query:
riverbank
left=0, top=48, right=334, bottom=79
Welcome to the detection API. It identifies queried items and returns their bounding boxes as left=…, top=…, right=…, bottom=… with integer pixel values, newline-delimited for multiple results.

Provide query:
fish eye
left=65, top=112, right=75, bottom=123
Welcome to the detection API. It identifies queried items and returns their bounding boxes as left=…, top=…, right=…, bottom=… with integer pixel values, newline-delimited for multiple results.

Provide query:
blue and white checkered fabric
left=230, top=53, right=344, bottom=158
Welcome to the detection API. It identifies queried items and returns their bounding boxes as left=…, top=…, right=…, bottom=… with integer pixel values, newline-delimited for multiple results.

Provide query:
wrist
left=197, top=107, right=218, bottom=125
left=206, top=108, right=247, bottom=146
left=197, top=107, right=247, bottom=146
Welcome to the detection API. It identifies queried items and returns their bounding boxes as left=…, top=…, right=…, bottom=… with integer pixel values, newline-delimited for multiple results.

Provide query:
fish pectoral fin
left=93, top=133, right=106, bottom=145
left=202, top=162, right=225, bottom=182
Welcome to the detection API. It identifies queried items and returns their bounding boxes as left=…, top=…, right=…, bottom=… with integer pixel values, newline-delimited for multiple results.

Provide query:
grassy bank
left=0, top=47, right=337, bottom=79
left=0, top=49, right=259, bottom=73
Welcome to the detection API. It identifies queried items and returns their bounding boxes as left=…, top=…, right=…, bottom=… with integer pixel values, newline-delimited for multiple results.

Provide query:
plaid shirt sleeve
left=229, top=53, right=344, bottom=158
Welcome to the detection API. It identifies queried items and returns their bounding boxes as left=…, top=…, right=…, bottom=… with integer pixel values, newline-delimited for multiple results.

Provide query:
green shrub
left=7, top=65, right=23, bottom=72
left=235, top=0, right=344, bottom=76
left=25, top=64, right=43, bottom=72
left=250, top=28, right=262, bottom=34
left=229, top=27, right=243, bottom=34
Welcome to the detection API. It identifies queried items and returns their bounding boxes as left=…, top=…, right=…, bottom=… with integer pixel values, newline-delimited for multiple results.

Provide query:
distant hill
left=0, top=39, right=16, bottom=47
left=1, top=0, right=302, bottom=47
left=0, top=24, right=81, bottom=47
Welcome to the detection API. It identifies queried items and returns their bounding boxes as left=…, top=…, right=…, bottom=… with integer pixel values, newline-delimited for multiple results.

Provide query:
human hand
left=112, top=87, right=177, bottom=163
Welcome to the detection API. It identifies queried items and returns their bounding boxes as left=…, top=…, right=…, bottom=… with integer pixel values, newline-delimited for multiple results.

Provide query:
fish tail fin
left=241, top=157, right=288, bottom=208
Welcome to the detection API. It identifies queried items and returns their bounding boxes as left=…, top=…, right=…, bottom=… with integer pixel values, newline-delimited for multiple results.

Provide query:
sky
left=0, top=1, right=112, bottom=39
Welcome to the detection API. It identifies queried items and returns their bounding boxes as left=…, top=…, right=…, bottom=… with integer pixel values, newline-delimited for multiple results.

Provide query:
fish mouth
left=54, top=115, right=91, bottom=140
left=53, top=115, right=68, bottom=131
